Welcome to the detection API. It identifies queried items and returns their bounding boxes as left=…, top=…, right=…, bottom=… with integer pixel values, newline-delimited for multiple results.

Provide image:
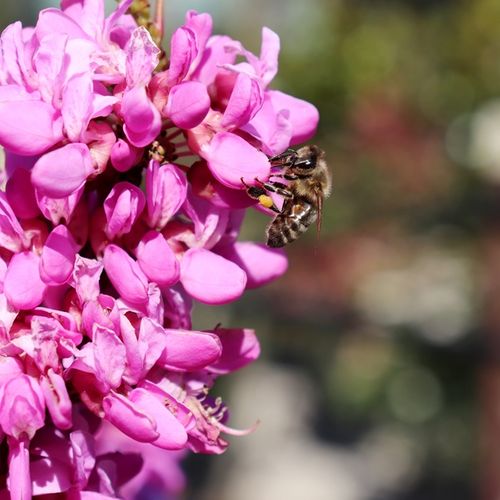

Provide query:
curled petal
left=122, top=86, right=161, bottom=147
left=167, top=26, right=197, bottom=86
left=136, top=231, right=180, bottom=286
left=180, top=248, right=246, bottom=305
left=32, top=143, right=94, bottom=198
left=265, top=90, right=319, bottom=145
left=104, top=182, right=146, bottom=239
left=4, top=251, right=47, bottom=310
left=110, top=139, right=142, bottom=172
left=103, top=392, right=158, bottom=443
left=40, top=369, right=72, bottom=430
left=258, top=27, right=280, bottom=86
left=93, top=325, right=126, bottom=390
left=0, top=191, right=26, bottom=252
left=165, top=81, right=210, bottom=129
left=73, top=256, right=103, bottom=304
left=208, top=328, right=260, bottom=374
left=221, top=73, right=264, bottom=129
left=40, top=225, right=77, bottom=286
left=129, top=388, right=188, bottom=450
left=161, top=329, right=222, bottom=371
left=103, top=244, right=149, bottom=304
left=7, top=437, right=32, bottom=500
left=146, top=160, right=188, bottom=230
left=217, top=242, right=288, bottom=289
left=201, top=132, right=271, bottom=188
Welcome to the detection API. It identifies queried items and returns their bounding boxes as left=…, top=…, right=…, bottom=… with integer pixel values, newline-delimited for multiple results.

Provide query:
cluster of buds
left=0, top=0, right=319, bottom=497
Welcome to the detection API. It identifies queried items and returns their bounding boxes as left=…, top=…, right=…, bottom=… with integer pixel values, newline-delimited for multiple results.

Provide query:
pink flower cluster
left=0, top=0, right=319, bottom=497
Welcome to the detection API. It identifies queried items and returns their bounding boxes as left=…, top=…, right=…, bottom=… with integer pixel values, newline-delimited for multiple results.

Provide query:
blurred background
left=3, top=0, right=500, bottom=498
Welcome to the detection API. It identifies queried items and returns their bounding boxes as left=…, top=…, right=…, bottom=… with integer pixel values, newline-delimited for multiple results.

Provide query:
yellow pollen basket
left=258, top=194, right=274, bottom=208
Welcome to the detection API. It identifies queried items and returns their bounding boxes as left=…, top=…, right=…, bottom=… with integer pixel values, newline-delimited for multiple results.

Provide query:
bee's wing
left=315, top=189, right=323, bottom=241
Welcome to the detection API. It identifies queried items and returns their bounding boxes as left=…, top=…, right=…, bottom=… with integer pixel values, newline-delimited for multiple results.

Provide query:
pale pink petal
left=36, top=8, right=91, bottom=40
left=165, top=81, right=210, bottom=129
left=136, top=231, right=180, bottom=286
left=125, top=26, right=160, bottom=88
left=208, top=328, right=260, bottom=374
left=217, top=241, right=288, bottom=288
left=201, top=132, right=271, bottom=188
left=180, top=248, right=246, bottom=305
left=122, top=86, right=162, bottom=147
left=40, top=225, right=77, bottom=286
left=258, top=27, right=280, bottom=86
left=32, top=143, right=94, bottom=198
left=4, top=252, right=47, bottom=310
left=36, top=185, right=84, bottom=226
left=161, top=329, right=221, bottom=371
left=73, top=256, right=104, bottom=304
left=84, top=121, right=116, bottom=175
left=103, top=244, right=149, bottom=304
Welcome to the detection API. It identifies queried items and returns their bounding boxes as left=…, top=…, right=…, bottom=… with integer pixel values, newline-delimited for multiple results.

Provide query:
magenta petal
left=103, top=392, right=158, bottom=443
left=103, top=181, right=146, bottom=239
left=180, top=248, right=246, bottom=304
left=0, top=375, right=45, bottom=439
left=129, top=388, right=188, bottom=449
left=221, top=73, right=264, bottom=129
left=167, top=26, right=197, bottom=86
left=122, top=86, right=162, bottom=147
left=266, top=90, right=319, bottom=145
left=6, top=168, right=39, bottom=220
left=0, top=86, right=63, bottom=155
left=217, top=242, right=288, bottom=288
left=258, top=27, right=280, bottom=86
left=93, top=325, right=126, bottom=389
left=40, top=225, right=77, bottom=286
left=165, top=81, right=210, bottom=129
left=40, top=369, right=72, bottom=430
left=110, top=139, right=142, bottom=172
left=136, top=231, right=180, bottom=286
left=0, top=191, right=26, bottom=253
left=162, top=329, right=222, bottom=371
left=201, top=132, right=271, bottom=188
left=146, top=160, right=188, bottom=230
left=32, top=144, right=94, bottom=198
left=208, top=328, right=260, bottom=374
left=103, top=244, right=149, bottom=304
left=242, top=92, right=293, bottom=156
left=7, top=437, right=32, bottom=500
left=4, top=252, right=47, bottom=310
left=62, top=72, right=93, bottom=142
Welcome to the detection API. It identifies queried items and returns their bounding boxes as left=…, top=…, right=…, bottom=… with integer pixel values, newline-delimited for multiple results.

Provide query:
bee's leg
left=254, top=178, right=294, bottom=198
left=268, top=148, right=296, bottom=162
left=241, top=177, right=281, bottom=213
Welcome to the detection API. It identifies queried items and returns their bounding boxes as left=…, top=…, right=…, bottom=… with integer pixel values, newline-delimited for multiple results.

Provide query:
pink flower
left=0, top=0, right=319, bottom=497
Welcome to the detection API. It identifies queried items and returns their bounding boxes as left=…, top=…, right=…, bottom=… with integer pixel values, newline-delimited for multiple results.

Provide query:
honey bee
left=242, top=145, right=332, bottom=247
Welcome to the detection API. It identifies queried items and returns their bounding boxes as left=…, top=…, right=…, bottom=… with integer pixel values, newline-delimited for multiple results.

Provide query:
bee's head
left=292, top=145, right=324, bottom=172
